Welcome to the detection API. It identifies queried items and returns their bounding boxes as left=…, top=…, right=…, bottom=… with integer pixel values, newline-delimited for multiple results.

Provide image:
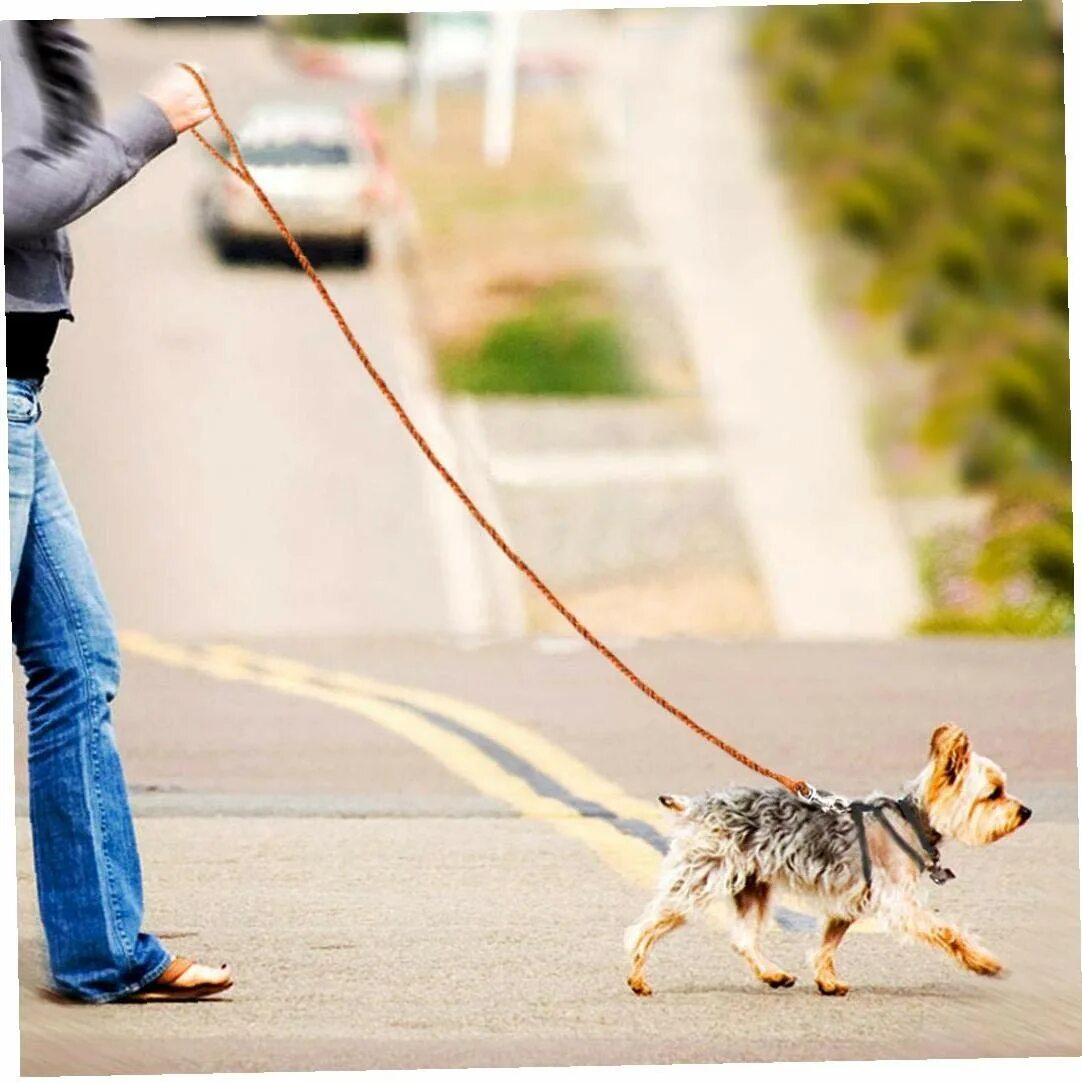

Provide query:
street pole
left=409, top=11, right=437, bottom=146
left=483, top=9, right=520, bottom=166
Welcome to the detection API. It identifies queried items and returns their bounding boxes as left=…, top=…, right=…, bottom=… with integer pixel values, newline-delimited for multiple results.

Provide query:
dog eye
left=988, top=785, right=1003, bottom=800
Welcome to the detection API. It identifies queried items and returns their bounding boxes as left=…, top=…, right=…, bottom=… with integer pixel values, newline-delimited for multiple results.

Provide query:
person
left=3, top=19, right=233, bottom=1003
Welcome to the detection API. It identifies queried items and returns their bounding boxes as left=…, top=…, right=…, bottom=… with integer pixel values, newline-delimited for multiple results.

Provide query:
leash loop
left=177, top=63, right=812, bottom=799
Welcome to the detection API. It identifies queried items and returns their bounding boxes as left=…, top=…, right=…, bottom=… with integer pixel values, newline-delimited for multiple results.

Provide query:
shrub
left=751, top=0, right=1068, bottom=635
left=1028, top=520, right=1075, bottom=596
left=942, top=116, right=998, bottom=175
left=1041, top=253, right=1069, bottom=316
left=287, top=14, right=408, bottom=43
left=440, top=280, right=637, bottom=397
left=888, top=23, right=943, bottom=91
left=935, top=227, right=987, bottom=291
left=835, top=177, right=897, bottom=248
left=989, top=184, right=1046, bottom=244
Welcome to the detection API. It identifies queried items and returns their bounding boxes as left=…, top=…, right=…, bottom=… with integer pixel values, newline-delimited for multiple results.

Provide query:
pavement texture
left=16, top=637, right=1082, bottom=1073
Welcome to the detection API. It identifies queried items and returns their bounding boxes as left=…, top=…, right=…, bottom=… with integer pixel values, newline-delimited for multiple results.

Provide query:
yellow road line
left=203, top=641, right=667, bottom=830
left=119, top=630, right=881, bottom=933
left=118, top=630, right=662, bottom=892
left=198, top=641, right=882, bottom=933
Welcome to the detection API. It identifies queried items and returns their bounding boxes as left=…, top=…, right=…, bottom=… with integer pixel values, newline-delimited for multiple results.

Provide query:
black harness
left=848, top=795, right=955, bottom=889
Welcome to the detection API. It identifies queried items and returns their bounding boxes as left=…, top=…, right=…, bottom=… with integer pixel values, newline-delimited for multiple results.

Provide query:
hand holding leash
left=145, top=61, right=210, bottom=133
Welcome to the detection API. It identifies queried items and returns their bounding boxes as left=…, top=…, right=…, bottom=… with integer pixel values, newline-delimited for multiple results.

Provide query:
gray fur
left=652, top=786, right=912, bottom=917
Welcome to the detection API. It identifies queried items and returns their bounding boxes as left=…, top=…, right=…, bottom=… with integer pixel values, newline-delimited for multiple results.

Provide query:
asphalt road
left=16, top=637, right=1082, bottom=1072
left=39, top=18, right=457, bottom=638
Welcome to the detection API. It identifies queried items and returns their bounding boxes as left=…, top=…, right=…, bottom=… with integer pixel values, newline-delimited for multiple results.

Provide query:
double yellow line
left=119, top=631, right=875, bottom=934
left=118, top=630, right=667, bottom=890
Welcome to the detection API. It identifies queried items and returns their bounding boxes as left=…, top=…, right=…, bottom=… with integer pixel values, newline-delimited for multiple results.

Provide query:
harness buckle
left=928, top=864, right=956, bottom=886
left=802, top=785, right=851, bottom=813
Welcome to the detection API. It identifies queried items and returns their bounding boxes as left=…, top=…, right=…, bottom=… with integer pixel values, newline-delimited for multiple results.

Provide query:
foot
left=127, top=956, right=234, bottom=1002
left=963, top=951, right=1003, bottom=977
left=628, top=975, right=653, bottom=997
left=762, top=971, right=797, bottom=989
left=816, top=977, right=849, bottom=996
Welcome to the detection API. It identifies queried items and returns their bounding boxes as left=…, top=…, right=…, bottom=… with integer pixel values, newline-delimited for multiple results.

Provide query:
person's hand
left=144, top=63, right=211, bottom=134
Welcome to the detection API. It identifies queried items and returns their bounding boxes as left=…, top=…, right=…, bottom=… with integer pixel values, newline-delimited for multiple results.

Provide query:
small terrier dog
left=626, top=724, right=1031, bottom=997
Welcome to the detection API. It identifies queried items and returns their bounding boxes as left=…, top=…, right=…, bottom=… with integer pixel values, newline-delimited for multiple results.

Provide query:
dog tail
left=658, top=794, right=690, bottom=815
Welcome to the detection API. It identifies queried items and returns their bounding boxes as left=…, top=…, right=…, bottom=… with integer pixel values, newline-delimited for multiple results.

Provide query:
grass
left=374, top=89, right=643, bottom=396
left=281, top=14, right=407, bottom=43
left=440, top=278, right=636, bottom=397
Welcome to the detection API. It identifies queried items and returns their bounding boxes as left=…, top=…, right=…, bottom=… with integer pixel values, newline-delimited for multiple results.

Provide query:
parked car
left=198, top=103, right=385, bottom=265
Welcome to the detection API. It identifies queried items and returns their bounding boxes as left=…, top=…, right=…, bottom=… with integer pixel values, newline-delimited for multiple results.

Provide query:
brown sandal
left=126, top=956, right=234, bottom=1002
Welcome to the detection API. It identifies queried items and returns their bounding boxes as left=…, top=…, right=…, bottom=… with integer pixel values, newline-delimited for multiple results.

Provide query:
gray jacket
left=1, top=20, right=177, bottom=317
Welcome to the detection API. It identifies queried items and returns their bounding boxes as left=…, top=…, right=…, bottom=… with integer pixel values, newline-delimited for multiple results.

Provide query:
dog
left=625, top=724, right=1031, bottom=997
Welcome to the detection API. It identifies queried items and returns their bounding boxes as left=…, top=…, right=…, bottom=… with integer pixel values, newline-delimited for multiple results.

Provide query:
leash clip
left=802, top=785, right=851, bottom=813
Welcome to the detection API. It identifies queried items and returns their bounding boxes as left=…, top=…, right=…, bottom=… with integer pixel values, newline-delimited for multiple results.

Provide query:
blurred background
left=47, top=2, right=1069, bottom=645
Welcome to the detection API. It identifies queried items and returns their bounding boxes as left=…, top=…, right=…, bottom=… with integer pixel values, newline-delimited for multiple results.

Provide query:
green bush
left=1041, top=253, right=1069, bottom=316
left=916, top=598, right=1073, bottom=636
left=835, top=177, right=897, bottom=248
left=888, top=22, right=943, bottom=91
left=989, top=184, right=1046, bottom=244
left=935, top=227, right=988, bottom=291
left=440, top=280, right=638, bottom=397
left=942, top=116, right=998, bottom=175
left=286, top=14, right=408, bottom=43
left=752, top=0, right=1068, bottom=635
left=1029, top=520, right=1075, bottom=596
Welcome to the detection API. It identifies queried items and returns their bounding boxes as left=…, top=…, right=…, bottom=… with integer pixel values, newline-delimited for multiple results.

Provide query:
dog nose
left=1018, top=805, right=1032, bottom=824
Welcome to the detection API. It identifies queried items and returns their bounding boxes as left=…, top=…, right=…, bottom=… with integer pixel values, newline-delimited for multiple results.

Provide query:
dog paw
left=968, top=955, right=1003, bottom=977
left=628, top=977, right=653, bottom=997
left=816, top=979, right=849, bottom=997
left=763, top=972, right=797, bottom=989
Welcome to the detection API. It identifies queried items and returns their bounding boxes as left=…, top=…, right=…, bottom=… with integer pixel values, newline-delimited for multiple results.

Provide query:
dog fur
left=625, top=724, right=1031, bottom=997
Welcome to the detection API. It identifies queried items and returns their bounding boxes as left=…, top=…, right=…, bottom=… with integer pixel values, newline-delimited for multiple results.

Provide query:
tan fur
left=919, top=723, right=1029, bottom=847
left=813, top=917, right=853, bottom=996
left=627, top=911, right=685, bottom=996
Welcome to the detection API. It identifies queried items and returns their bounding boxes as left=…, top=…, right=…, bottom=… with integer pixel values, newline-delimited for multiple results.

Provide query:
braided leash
left=178, top=63, right=812, bottom=799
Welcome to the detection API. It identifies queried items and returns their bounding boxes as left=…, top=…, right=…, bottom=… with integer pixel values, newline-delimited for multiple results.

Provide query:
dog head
left=916, top=724, right=1031, bottom=846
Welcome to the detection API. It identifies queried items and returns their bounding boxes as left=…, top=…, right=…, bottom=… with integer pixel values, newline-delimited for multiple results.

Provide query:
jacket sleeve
left=2, top=94, right=177, bottom=242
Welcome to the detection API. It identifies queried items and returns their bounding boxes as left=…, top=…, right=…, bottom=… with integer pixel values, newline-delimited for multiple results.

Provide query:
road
left=39, top=17, right=467, bottom=638
left=16, top=637, right=1081, bottom=1072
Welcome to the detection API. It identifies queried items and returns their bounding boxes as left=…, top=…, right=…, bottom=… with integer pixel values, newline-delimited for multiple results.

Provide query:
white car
left=199, top=103, right=384, bottom=265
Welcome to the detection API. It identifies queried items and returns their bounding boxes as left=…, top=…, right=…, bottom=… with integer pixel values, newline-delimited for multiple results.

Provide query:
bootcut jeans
left=8, top=377, right=171, bottom=1002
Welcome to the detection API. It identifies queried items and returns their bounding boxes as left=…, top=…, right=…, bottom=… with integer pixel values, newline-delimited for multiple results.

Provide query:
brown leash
left=179, top=64, right=812, bottom=799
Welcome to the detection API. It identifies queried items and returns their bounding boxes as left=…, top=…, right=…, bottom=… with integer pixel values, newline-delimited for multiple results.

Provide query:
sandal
left=126, top=956, right=234, bottom=1002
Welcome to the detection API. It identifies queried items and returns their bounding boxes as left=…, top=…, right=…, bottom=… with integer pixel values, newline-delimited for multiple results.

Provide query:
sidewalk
left=579, top=9, right=922, bottom=637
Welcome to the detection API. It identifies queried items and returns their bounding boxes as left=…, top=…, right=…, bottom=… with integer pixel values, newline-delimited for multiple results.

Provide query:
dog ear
left=930, top=724, right=971, bottom=784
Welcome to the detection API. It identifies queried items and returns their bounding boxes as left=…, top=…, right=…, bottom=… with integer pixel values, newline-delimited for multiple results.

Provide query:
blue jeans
left=8, top=378, right=171, bottom=1002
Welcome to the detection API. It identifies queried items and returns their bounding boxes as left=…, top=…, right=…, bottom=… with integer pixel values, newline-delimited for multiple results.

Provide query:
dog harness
left=847, top=795, right=955, bottom=889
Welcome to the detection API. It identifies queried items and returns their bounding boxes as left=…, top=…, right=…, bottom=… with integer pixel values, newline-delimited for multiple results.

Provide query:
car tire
left=215, top=235, right=247, bottom=263
left=351, top=233, right=373, bottom=268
